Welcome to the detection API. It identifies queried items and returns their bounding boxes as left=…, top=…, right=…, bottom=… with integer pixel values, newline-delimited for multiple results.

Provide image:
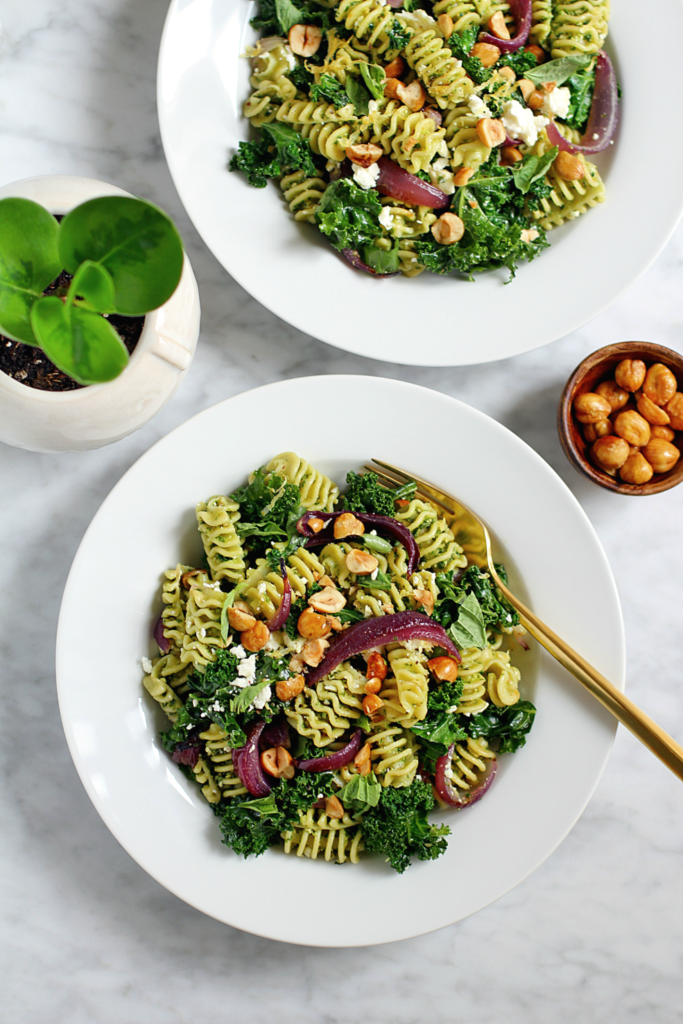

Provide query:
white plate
left=57, top=376, right=624, bottom=946
left=157, top=0, right=683, bottom=367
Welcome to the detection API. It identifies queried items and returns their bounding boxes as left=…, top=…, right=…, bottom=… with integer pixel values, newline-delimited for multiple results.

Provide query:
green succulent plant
left=0, top=195, right=184, bottom=385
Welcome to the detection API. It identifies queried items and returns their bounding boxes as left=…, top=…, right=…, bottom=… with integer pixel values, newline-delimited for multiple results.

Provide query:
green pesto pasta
left=230, top=0, right=617, bottom=282
left=143, top=454, right=535, bottom=872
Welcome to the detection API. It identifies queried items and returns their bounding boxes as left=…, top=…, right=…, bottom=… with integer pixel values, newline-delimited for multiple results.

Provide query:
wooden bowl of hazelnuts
left=558, top=342, right=683, bottom=495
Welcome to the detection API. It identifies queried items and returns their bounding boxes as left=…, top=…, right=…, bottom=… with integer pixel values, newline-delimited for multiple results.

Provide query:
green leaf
left=449, top=591, right=487, bottom=650
left=564, top=67, right=595, bottom=131
left=359, top=62, right=385, bottom=101
left=466, top=699, right=537, bottom=752
left=361, top=241, right=399, bottom=275
left=316, top=179, right=382, bottom=252
left=511, top=147, right=558, bottom=195
left=310, top=73, right=351, bottom=109
left=236, top=521, right=288, bottom=540
left=230, top=678, right=272, bottom=715
left=31, top=296, right=129, bottom=385
left=524, top=54, right=592, bottom=87
left=338, top=771, right=381, bottom=815
left=58, top=196, right=184, bottom=316
left=410, top=710, right=466, bottom=746
left=68, top=259, right=116, bottom=312
left=0, top=197, right=61, bottom=344
left=345, top=76, right=371, bottom=115
left=358, top=570, right=393, bottom=591
left=275, top=0, right=308, bottom=34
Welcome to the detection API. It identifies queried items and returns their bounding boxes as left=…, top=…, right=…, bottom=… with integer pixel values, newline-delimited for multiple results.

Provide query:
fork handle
left=496, top=577, right=683, bottom=781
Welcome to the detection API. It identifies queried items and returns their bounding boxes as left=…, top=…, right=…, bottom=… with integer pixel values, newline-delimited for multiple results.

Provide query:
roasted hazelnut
left=651, top=424, right=676, bottom=441
left=427, top=656, right=459, bottom=682
left=366, top=652, right=388, bottom=681
left=436, top=13, right=454, bottom=38
left=333, top=512, right=365, bottom=539
left=643, top=363, right=677, bottom=406
left=574, top=392, right=612, bottom=424
left=288, top=24, right=322, bottom=57
left=476, top=117, right=506, bottom=147
left=595, top=380, right=629, bottom=413
left=636, top=392, right=670, bottom=426
left=642, top=439, right=680, bottom=474
left=240, top=620, right=270, bottom=652
left=614, top=409, right=651, bottom=447
left=298, top=606, right=332, bottom=639
left=619, top=453, right=654, bottom=485
left=524, top=44, right=545, bottom=62
left=470, top=42, right=501, bottom=67
left=665, top=392, right=683, bottom=430
left=431, top=212, right=465, bottom=244
left=487, top=11, right=510, bottom=39
left=275, top=674, right=306, bottom=702
left=554, top=151, right=585, bottom=181
left=614, top=358, right=646, bottom=392
left=583, top=418, right=612, bottom=443
left=309, top=586, right=347, bottom=614
left=591, top=436, right=630, bottom=471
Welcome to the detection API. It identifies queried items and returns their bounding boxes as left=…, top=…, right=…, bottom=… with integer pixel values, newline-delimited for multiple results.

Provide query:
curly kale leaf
left=218, top=770, right=336, bottom=857
left=447, top=26, right=491, bottom=84
left=287, top=63, right=315, bottom=92
left=499, top=50, right=539, bottom=76
left=342, top=469, right=415, bottom=516
left=387, top=22, right=411, bottom=50
left=413, top=158, right=549, bottom=278
left=564, top=66, right=596, bottom=132
left=229, top=122, right=318, bottom=188
left=466, top=699, right=537, bottom=752
left=231, top=465, right=305, bottom=558
left=361, top=779, right=450, bottom=873
left=310, top=72, right=351, bottom=108
left=316, top=179, right=383, bottom=251
left=427, top=679, right=464, bottom=712
left=187, top=649, right=240, bottom=697
left=250, top=0, right=279, bottom=33
left=459, top=564, right=519, bottom=631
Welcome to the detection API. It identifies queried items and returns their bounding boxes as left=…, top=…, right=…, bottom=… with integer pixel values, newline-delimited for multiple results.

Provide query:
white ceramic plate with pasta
left=57, top=375, right=624, bottom=946
left=157, top=0, right=683, bottom=367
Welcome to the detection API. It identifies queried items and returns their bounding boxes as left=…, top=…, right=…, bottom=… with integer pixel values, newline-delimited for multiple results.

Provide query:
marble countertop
left=1, top=2, right=682, bottom=1021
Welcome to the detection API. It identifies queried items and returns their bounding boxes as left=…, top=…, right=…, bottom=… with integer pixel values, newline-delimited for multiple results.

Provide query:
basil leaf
left=524, top=54, right=592, bottom=87
left=275, top=0, right=308, bottom=34
left=361, top=242, right=399, bottom=275
left=339, top=771, right=382, bottom=815
left=345, top=76, right=371, bottom=115
left=511, top=147, right=558, bottom=194
left=448, top=591, right=487, bottom=650
left=230, top=678, right=272, bottom=715
left=358, top=570, right=393, bottom=591
left=359, top=62, right=385, bottom=101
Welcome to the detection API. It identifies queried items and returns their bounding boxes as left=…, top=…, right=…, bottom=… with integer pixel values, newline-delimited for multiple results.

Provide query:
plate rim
left=56, top=374, right=626, bottom=945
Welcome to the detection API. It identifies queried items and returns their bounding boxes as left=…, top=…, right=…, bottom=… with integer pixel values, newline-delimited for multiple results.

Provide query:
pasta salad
left=230, top=0, right=617, bottom=279
left=143, top=453, right=536, bottom=872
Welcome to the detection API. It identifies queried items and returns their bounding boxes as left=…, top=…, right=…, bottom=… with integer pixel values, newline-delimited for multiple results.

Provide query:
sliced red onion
left=341, top=248, right=399, bottom=278
left=435, top=745, right=497, bottom=807
left=376, top=156, right=449, bottom=209
left=266, top=558, right=292, bottom=631
left=172, top=743, right=200, bottom=768
left=234, top=721, right=272, bottom=797
left=297, top=510, right=420, bottom=575
left=479, top=0, right=531, bottom=52
left=154, top=615, right=171, bottom=654
left=260, top=716, right=290, bottom=749
left=503, top=134, right=522, bottom=148
left=307, top=611, right=460, bottom=687
left=423, top=108, right=443, bottom=127
left=545, top=51, right=617, bottom=154
left=297, top=729, right=364, bottom=771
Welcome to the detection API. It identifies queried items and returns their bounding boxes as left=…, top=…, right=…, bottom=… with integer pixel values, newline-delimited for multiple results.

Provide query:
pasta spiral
left=394, top=498, right=468, bottom=573
left=549, top=0, right=610, bottom=58
left=530, top=156, right=606, bottom=230
left=199, top=722, right=248, bottom=800
left=369, top=722, right=420, bottom=787
left=336, top=0, right=399, bottom=56
left=244, top=42, right=298, bottom=127
left=403, top=29, right=474, bottom=109
left=447, top=737, right=496, bottom=795
left=241, top=559, right=308, bottom=620
left=274, top=100, right=358, bottom=162
left=142, top=662, right=183, bottom=721
left=196, top=495, right=246, bottom=584
left=283, top=807, right=364, bottom=863
left=530, top=0, right=553, bottom=46
left=263, top=452, right=339, bottom=511
left=361, top=99, right=447, bottom=175
left=181, top=573, right=228, bottom=669
left=160, top=564, right=191, bottom=651
left=378, top=198, right=438, bottom=239
left=386, top=643, right=430, bottom=722
left=285, top=670, right=364, bottom=746
left=192, top=755, right=222, bottom=805
left=281, top=170, right=327, bottom=223
left=443, top=102, right=491, bottom=171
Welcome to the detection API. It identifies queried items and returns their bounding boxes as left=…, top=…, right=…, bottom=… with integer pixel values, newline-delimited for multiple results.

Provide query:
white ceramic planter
left=0, top=175, right=201, bottom=453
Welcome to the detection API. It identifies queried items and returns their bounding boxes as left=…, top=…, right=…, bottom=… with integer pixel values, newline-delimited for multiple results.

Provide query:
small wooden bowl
left=558, top=342, right=683, bottom=495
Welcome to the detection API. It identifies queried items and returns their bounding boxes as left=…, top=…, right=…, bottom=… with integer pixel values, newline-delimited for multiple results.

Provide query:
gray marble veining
left=0, top=2, right=682, bottom=1021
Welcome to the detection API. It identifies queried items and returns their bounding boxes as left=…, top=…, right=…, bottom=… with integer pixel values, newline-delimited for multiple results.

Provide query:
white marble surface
left=1, top=2, right=682, bottom=1020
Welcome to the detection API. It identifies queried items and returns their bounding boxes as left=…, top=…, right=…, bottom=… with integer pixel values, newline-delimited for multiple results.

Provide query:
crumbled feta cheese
left=378, top=206, right=394, bottom=230
left=232, top=645, right=246, bottom=659
left=444, top=764, right=454, bottom=780
left=368, top=99, right=379, bottom=115
left=257, top=581, right=267, bottom=594
left=468, top=94, right=491, bottom=119
left=370, top=568, right=379, bottom=580
left=141, top=656, right=154, bottom=675
left=447, top=705, right=459, bottom=714
left=237, top=654, right=257, bottom=683
left=541, top=85, right=570, bottom=119
left=253, top=685, right=271, bottom=710
left=198, top=628, right=206, bottom=638
left=501, top=100, right=548, bottom=147
left=352, top=161, right=380, bottom=190
left=593, top=132, right=599, bottom=140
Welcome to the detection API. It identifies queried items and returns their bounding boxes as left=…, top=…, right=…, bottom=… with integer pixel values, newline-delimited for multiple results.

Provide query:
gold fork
left=368, top=458, right=683, bottom=782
